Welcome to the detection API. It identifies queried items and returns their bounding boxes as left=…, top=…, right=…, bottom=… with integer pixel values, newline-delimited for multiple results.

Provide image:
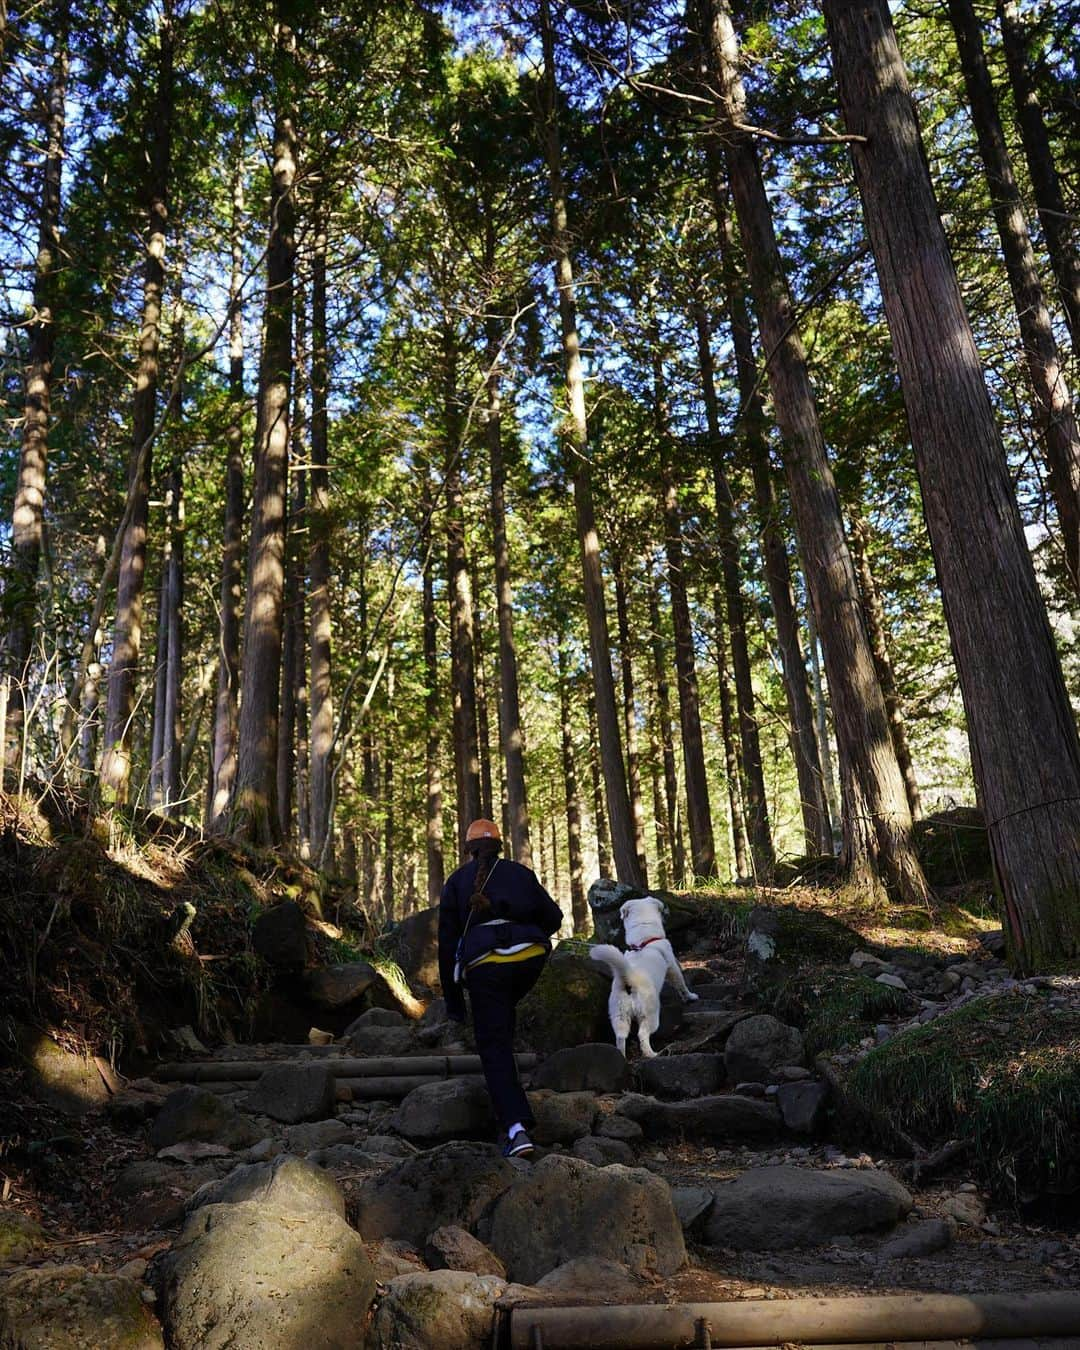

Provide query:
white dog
left=590, top=896, right=699, bottom=1058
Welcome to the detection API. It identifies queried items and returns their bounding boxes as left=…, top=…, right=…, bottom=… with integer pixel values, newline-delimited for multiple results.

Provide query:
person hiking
left=438, top=818, right=563, bottom=1158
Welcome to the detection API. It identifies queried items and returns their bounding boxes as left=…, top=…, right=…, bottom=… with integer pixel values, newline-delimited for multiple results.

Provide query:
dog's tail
left=590, top=943, right=651, bottom=994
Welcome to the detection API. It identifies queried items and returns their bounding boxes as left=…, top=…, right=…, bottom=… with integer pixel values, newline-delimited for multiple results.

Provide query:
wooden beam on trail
left=155, top=1053, right=536, bottom=1083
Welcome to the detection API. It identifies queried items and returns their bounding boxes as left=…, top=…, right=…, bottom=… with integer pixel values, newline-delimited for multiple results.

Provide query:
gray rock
left=705, top=1166, right=912, bottom=1250
left=304, top=961, right=378, bottom=1010
left=671, top=1185, right=714, bottom=1235
left=285, top=1119, right=353, bottom=1154
left=535, top=1257, right=642, bottom=1301
left=9, top=1022, right=111, bottom=1119
left=362, top=1133, right=420, bottom=1157
left=772, top=1065, right=812, bottom=1083
left=530, top=1043, right=628, bottom=1093
left=252, top=900, right=308, bottom=969
left=370, top=1239, right=424, bottom=1283
left=388, top=906, right=441, bottom=992
left=155, top=1200, right=375, bottom=1349
left=0, top=1264, right=163, bottom=1348
left=347, top=1006, right=408, bottom=1030
left=244, top=1063, right=337, bottom=1124
left=150, top=1087, right=261, bottom=1151
left=353, top=1141, right=516, bottom=1246
left=587, top=877, right=645, bottom=943
left=724, top=1015, right=805, bottom=1083
left=878, top=1217, right=955, bottom=1259
left=617, top=1092, right=782, bottom=1141
left=528, top=1090, right=598, bottom=1145
left=944, top=1191, right=987, bottom=1228
left=185, top=1153, right=346, bottom=1218
left=390, top=1078, right=495, bottom=1144
left=156, top=1141, right=234, bottom=1163
left=306, top=1145, right=395, bottom=1169
left=776, top=1081, right=829, bottom=1135
left=876, top=972, right=910, bottom=991
left=424, top=1225, right=506, bottom=1277
left=850, top=950, right=885, bottom=973
left=572, top=1136, right=635, bottom=1166
left=596, top=1113, right=643, bottom=1142
left=634, top=1053, right=725, bottom=1100
left=488, top=1154, right=686, bottom=1283
left=345, top=1023, right=417, bottom=1056
left=370, top=1269, right=506, bottom=1350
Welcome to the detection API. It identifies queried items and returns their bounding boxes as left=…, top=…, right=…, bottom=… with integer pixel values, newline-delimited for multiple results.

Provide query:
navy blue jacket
left=438, top=856, right=563, bottom=1020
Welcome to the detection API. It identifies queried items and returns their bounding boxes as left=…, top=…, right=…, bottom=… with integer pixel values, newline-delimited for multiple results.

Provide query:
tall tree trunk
left=712, top=186, right=833, bottom=855
left=849, top=513, right=921, bottom=820
left=648, top=581, right=686, bottom=886
left=361, top=733, right=378, bottom=912
left=537, top=0, right=640, bottom=885
left=947, top=0, right=1080, bottom=592
left=278, top=289, right=308, bottom=845
left=383, top=665, right=395, bottom=918
left=693, top=296, right=774, bottom=876
left=587, top=694, right=613, bottom=878
left=160, top=302, right=185, bottom=814
left=648, top=715, right=669, bottom=889
left=701, top=0, right=930, bottom=904
left=101, top=11, right=174, bottom=801
left=485, top=301, right=532, bottom=864
left=823, top=0, right=1080, bottom=969
left=6, top=22, right=66, bottom=765
left=231, top=57, right=298, bottom=844
left=421, top=488, right=444, bottom=905
left=613, top=560, right=649, bottom=883
left=652, top=347, right=716, bottom=879
left=995, top=0, right=1080, bottom=358
left=308, top=208, right=335, bottom=862
left=472, top=562, right=495, bottom=821
left=806, top=601, right=840, bottom=841
left=557, top=639, right=587, bottom=929
left=443, top=327, right=482, bottom=835
left=713, top=588, right=750, bottom=880
left=209, top=150, right=246, bottom=829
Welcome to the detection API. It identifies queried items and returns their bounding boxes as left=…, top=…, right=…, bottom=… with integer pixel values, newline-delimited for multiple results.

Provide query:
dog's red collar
left=626, top=936, right=664, bottom=953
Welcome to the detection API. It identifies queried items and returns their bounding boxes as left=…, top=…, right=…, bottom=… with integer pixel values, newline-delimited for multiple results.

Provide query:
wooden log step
left=154, top=1053, right=535, bottom=1083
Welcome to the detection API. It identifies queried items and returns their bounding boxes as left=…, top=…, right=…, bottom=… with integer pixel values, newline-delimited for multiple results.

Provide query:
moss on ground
left=765, top=970, right=914, bottom=1056
left=845, top=992, right=1080, bottom=1202
left=747, top=902, right=864, bottom=968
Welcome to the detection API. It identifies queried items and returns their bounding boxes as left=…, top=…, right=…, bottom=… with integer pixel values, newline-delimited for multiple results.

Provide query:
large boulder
left=517, top=948, right=612, bottom=1051
left=488, top=1154, right=686, bottom=1283
left=346, top=1023, right=416, bottom=1056
left=776, top=1081, right=829, bottom=1135
left=156, top=1200, right=375, bottom=1349
left=526, top=1090, right=597, bottom=1145
left=10, top=1023, right=110, bottom=1117
left=0, top=1265, right=162, bottom=1349
left=243, top=1063, right=336, bottom=1124
left=388, top=906, right=441, bottom=991
left=705, top=1166, right=912, bottom=1250
left=724, top=1015, right=805, bottom=1083
left=744, top=904, right=861, bottom=975
left=634, top=1053, right=725, bottom=1100
left=370, top=1269, right=508, bottom=1350
left=185, top=1154, right=345, bottom=1218
left=587, top=878, right=645, bottom=943
left=252, top=900, right=309, bottom=970
left=303, top=961, right=379, bottom=1010
left=535, top=1257, right=643, bottom=1302
left=425, top=1226, right=506, bottom=1278
left=150, top=1087, right=260, bottom=1151
left=530, top=1043, right=628, bottom=1094
left=353, top=1142, right=516, bottom=1246
left=389, top=1078, right=495, bottom=1145
left=616, top=1092, right=782, bottom=1141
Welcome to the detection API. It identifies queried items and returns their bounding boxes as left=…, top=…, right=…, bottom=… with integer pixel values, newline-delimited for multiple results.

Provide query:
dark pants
left=465, top=953, right=546, bottom=1132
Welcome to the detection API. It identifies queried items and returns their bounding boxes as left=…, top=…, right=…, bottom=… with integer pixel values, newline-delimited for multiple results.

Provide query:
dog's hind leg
left=663, top=947, right=699, bottom=1002
left=610, top=993, right=631, bottom=1057
left=638, top=1000, right=661, bottom=1058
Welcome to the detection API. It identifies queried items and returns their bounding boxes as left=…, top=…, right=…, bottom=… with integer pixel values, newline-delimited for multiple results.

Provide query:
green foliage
left=847, top=993, right=1080, bottom=1201
left=766, top=970, right=914, bottom=1057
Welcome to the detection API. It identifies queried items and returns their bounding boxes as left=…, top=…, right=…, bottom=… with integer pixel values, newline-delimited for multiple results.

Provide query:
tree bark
left=421, top=484, right=444, bottom=905
left=538, top=0, right=641, bottom=886
left=209, top=150, right=246, bottom=829
left=849, top=513, right=921, bottom=820
left=806, top=600, right=840, bottom=840
left=6, top=22, right=66, bottom=765
left=693, top=296, right=774, bottom=876
left=713, top=588, right=750, bottom=880
left=485, top=306, right=532, bottom=865
left=557, top=639, right=587, bottom=929
left=101, top=10, right=174, bottom=801
left=712, top=184, right=833, bottom=855
left=587, top=694, right=613, bottom=878
left=231, top=47, right=297, bottom=844
left=383, top=664, right=395, bottom=918
left=613, top=560, right=649, bottom=883
left=947, top=0, right=1080, bottom=592
left=308, top=208, right=334, bottom=862
left=701, top=0, right=930, bottom=904
left=648, top=581, right=686, bottom=886
left=995, top=0, right=1080, bottom=360
left=472, top=562, right=495, bottom=822
left=443, top=327, right=482, bottom=835
left=823, top=0, right=1080, bottom=968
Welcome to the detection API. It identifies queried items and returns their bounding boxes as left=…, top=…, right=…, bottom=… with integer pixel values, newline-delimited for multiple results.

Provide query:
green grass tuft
left=767, top=970, right=913, bottom=1056
left=846, top=992, right=1080, bottom=1201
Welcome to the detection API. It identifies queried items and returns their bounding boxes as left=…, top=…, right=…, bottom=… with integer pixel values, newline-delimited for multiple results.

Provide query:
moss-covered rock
left=913, top=807, right=993, bottom=889
left=7, top=1022, right=110, bottom=1117
left=746, top=904, right=863, bottom=975
left=0, top=1211, right=46, bottom=1265
left=844, top=992, right=1080, bottom=1202
left=517, top=948, right=611, bottom=1051
left=766, top=971, right=916, bottom=1056
left=0, top=1264, right=163, bottom=1348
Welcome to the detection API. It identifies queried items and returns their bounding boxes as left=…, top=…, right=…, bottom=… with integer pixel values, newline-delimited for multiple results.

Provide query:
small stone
left=243, top=1064, right=337, bottom=1125
left=944, top=1191, right=987, bottom=1228
left=116, top=1258, right=148, bottom=1280
left=573, top=1136, right=635, bottom=1167
left=875, top=973, right=909, bottom=991
left=596, top=1114, right=643, bottom=1142
left=424, top=1225, right=506, bottom=1278
left=878, top=1217, right=955, bottom=1260
left=735, top=1081, right=766, bottom=1097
